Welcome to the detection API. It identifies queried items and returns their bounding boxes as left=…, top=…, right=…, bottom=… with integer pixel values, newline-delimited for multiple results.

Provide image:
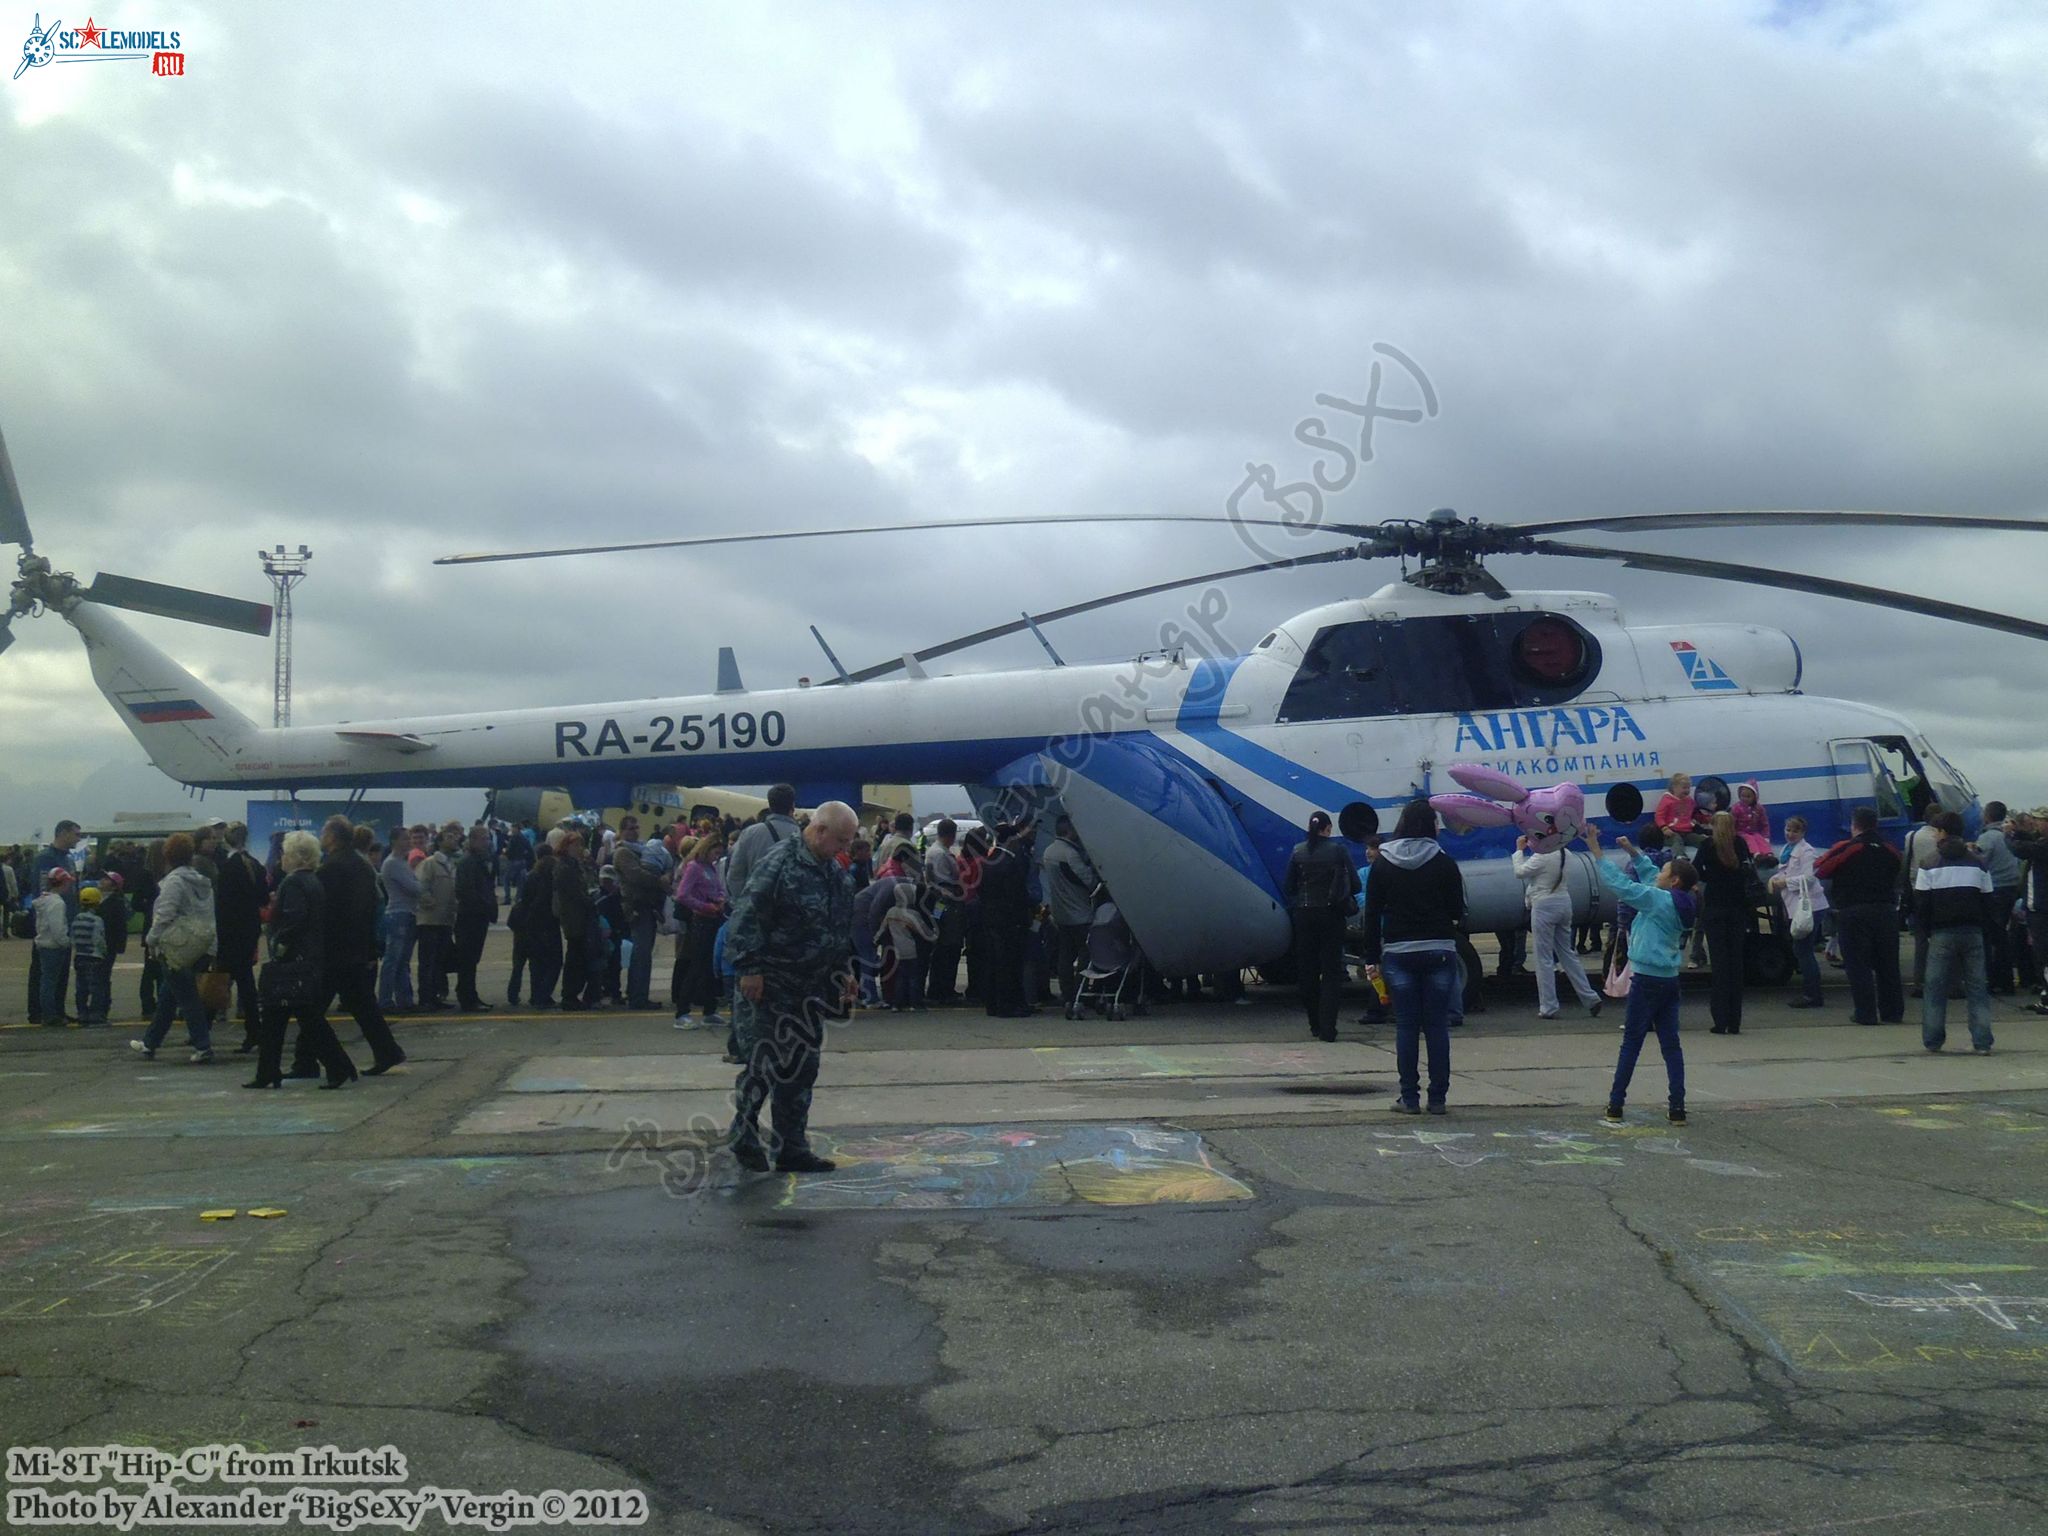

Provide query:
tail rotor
left=1, top=419, right=272, bottom=656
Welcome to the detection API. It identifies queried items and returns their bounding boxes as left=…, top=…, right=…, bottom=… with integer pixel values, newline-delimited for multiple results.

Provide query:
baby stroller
left=1067, top=898, right=1144, bottom=1021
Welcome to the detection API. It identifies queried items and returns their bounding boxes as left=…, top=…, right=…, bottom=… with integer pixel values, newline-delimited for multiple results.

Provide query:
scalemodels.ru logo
left=13, top=12, right=185, bottom=80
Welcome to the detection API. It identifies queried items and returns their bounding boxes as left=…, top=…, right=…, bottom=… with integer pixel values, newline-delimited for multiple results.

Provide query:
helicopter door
left=1828, top=739, right=1907, bottom=829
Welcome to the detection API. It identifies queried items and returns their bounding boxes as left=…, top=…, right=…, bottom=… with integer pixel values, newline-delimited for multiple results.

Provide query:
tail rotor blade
left=83, top=572, right=274, bottom=636
left=0, top=423, right=31, bottom=550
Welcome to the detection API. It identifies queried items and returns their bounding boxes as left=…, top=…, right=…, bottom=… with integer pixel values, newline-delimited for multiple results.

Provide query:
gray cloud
left=4, top=0, right=2047, bottom=843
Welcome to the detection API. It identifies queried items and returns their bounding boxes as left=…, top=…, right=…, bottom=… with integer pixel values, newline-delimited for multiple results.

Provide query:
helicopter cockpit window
left=1277, top=612, right=1599, bottom=723
left=1922, top=748, right=1973, bottom=815
left=1869, top=737, right=1937, bottom=820
left=1275, top=622, right=1397, bottom=721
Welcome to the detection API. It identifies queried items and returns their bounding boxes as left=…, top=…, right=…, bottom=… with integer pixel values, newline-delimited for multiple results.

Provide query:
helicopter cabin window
left=1277, top=612, right=1599, bottom=723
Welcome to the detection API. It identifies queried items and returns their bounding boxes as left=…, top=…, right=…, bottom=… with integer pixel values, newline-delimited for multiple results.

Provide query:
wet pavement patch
left=1276, top=1081, right=1380, bottom=1096
left=494, top=1136, right=1280, bottom=1534
left=495, top=1180, right=976, bottom=1534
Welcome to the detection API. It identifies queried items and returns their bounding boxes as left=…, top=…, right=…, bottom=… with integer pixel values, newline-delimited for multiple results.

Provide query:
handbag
left=1789, top=884, right=1815, bottom=941
left=155, top=908, right=214, bottom=970
left=1602, top=958, right=1633, bottom=999
left=196, top=965, right=235, bottom=1014
left=258, top=955, right=321, bottom=1011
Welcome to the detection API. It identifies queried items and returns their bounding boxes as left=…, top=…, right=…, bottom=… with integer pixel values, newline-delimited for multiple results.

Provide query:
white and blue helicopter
left=7, top=420, right=2045, bottom=977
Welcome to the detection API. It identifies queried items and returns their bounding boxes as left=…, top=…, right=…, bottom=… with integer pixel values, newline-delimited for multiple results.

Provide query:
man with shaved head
left=725, top=800, right=858, bottom=1173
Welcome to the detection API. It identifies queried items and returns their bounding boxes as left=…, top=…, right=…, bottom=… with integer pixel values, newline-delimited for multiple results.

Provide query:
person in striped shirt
left=1914, top=812, right=1994, bottom=1054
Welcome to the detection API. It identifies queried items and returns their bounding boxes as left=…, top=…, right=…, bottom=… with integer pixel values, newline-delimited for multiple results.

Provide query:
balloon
left=1429, top=765, right=1586, bottom=852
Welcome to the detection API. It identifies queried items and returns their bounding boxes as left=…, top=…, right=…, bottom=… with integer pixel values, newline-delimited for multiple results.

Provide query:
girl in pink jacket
left=1731, top=781, right=1772, bottom=856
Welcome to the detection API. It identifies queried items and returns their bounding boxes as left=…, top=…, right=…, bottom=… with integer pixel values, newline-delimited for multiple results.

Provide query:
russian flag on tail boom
left=126, top=698, right=214, bottom=724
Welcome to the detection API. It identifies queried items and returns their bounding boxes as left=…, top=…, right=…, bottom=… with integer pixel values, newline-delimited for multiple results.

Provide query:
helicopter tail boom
left=69, top=601, right=266, bottom=783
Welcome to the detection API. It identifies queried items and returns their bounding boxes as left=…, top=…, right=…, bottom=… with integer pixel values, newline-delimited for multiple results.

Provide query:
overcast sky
left=3, top=0, right=2046, bottom=842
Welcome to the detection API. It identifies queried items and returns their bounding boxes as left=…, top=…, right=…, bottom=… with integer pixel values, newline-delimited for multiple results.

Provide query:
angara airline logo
left=14, top=13, right=185, bottom=80
left=1669, top=640, right=1739, bottom=692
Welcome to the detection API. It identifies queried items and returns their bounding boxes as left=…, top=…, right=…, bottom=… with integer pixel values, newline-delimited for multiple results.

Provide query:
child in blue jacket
left=1583, top=823, right=1700, bottom=1125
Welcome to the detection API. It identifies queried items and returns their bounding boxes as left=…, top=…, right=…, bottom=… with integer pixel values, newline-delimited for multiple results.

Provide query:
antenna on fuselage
left=808, top=625, right=851, bottom=685
left=1021, top=612, right=1066, bottom=666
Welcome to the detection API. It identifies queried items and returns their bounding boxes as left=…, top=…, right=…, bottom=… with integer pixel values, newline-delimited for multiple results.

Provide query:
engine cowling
left=1628, top=625, right=1801, bottom=698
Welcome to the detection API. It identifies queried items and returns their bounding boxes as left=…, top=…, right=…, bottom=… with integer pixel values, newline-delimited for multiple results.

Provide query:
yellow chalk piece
left=199, top=1209, right=237, bottom=1221
left=247, top=1208, right=287, bottom=1219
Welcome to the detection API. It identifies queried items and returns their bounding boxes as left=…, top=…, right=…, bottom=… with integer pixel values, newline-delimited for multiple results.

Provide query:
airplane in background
left=7, top=421, right=2046, bottom=976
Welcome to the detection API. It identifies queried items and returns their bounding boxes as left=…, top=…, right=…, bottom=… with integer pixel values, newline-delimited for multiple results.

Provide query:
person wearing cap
left=97, top=872, right=130, bottom=1015
left=70, top=885, right=112, bottom=1025
left=27, top=819, right=82, bottom=1025
left=1285, top=811, right=1362, bottom=1042
left=33, top=869, right=77, bottom=1026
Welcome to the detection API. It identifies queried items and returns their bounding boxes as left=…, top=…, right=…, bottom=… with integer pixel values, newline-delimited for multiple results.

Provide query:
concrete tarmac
left=2, top=929, right=2046, bottom=1533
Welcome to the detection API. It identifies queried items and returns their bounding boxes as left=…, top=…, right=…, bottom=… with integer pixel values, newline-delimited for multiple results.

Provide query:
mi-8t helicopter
left=6, top=420, right=2046, bottom=976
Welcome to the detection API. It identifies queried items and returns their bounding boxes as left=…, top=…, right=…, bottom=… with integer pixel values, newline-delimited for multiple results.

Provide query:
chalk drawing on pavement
left=773, top=1125, right=1253, bottom=1210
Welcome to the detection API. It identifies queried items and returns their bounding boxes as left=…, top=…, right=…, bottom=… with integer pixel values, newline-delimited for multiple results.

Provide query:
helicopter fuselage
left=70, top=582, right=1976, bottom=976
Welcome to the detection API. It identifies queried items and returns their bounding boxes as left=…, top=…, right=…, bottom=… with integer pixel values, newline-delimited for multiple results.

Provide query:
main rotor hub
left=1370, top=511, right=1531, bottom=598
left=6, top=552, right=75, bottom=619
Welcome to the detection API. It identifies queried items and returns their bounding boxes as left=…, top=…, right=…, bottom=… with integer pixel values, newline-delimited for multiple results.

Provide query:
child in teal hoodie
left=1583, top=823, right=1700, bottom=1124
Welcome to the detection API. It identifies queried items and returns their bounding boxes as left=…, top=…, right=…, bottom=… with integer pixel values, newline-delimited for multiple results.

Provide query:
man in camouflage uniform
left=727, top=800, right=859, bottom=1173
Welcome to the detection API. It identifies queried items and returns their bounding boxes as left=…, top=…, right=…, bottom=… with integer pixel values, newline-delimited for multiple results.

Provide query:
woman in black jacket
left=1360, top=799, right=1467, bottom=1115
left=1692, top=812, right=1754, bottom=1035
left=247, top=831, right=358, bottom=1089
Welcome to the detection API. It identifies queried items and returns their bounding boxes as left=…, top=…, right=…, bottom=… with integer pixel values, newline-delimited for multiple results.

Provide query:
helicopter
left=8, top=419, right=2048, bottom=976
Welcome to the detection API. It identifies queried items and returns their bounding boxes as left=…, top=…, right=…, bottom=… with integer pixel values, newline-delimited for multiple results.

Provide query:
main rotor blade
left=0, top=423, right=30, bottom=549
left=1527, top=538, right=2048, bottom=643
left=83, top=572, right=274, bottom=637
left=436, top=513, right=1379, bottom=566
left=842, top=546, right=1364, bottom=683
left=1513, top=509, right=2048, bottom=538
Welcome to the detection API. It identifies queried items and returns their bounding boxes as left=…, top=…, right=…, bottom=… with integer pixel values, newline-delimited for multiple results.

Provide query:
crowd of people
left=9, top=773, right=2043, bottom=1161
left=5, top=816, right=408, bottom=1085
left=1314, top=774, right=2048, bottom=1122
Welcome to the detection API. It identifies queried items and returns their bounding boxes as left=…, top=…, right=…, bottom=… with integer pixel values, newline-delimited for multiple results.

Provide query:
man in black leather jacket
left=1285, top=811, right=1362, bottom=1043
left=302, top=816, right=405, bottom=1076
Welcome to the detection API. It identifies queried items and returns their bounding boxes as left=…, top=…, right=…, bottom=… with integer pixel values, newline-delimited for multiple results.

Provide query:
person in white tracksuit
left=1512, top=836, right=1603, bottom=1019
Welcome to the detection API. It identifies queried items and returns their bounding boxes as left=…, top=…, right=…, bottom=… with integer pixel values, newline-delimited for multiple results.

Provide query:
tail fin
left=69, top=601, right=266, bottom=785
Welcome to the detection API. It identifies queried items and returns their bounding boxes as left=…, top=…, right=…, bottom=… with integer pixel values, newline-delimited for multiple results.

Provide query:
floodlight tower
left=259, top=544, right=312, bottom=727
